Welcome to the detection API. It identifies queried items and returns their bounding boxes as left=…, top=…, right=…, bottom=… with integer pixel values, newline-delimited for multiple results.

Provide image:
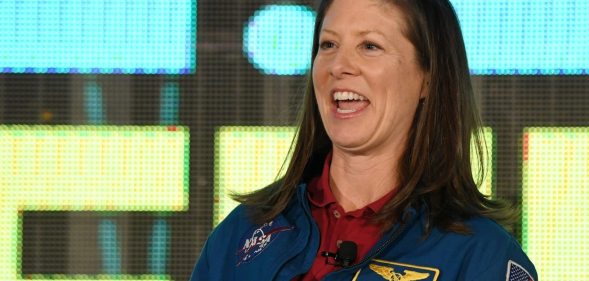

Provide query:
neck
left=329, top=148, right=401, bottom=212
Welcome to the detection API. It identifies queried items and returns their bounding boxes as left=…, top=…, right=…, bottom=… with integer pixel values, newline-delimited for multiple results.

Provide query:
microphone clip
left=320, top=240, right=357, bottom=267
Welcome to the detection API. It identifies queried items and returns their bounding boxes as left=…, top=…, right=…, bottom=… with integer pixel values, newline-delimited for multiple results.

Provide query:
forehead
left=321, top=0, right=407, bottom=34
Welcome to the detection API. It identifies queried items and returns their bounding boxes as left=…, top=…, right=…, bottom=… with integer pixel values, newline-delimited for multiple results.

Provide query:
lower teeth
left=337, top=108, right=356, bottom=114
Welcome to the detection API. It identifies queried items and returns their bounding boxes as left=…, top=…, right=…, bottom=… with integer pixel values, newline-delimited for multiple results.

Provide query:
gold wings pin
left=369, top=264, right=430, bottom=281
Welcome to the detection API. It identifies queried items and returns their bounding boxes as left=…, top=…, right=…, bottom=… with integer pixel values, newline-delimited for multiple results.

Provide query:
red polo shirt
left=295, top=153, right=398, bottom=281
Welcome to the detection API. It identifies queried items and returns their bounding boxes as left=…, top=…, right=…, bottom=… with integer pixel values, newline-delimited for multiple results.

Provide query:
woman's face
left=313, top=0, right=427, bottom=155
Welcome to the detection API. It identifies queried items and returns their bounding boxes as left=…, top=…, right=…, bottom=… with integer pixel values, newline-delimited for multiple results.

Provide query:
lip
left=330, top=88, right=370, bottom=118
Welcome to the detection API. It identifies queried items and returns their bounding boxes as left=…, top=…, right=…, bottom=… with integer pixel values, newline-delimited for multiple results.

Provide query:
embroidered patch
left=235, top=220, right=293, bottom=266
left=352, top=259, right=439, bottom=281
left=506, top=260, right=534, bottom=281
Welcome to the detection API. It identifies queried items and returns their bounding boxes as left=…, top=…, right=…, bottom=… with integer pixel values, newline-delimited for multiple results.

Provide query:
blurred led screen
left=241, top=1, right=589, bottom=75
left=0, top=125, right=189, bottom=281
left=0, top=0, right=586, bottom=280
left=522, top=128, right=589, bottom=280
left=243, top=5, right=315, bottom=75
left=214, top=126, right=295, bottom=225
left=214, top=126, right=493, bottom=225
left=451, top=0, right=589, bottom=75
left=0, top=0, right=196, bottom=74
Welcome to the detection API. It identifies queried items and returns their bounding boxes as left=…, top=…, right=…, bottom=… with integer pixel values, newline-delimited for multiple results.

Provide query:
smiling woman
left=189, top=0, right=538, bottom=280
left=312, top=0, right=427, bottom=196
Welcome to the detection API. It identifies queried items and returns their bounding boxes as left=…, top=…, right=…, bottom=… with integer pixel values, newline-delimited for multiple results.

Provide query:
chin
left=330, top=137, right=369, bottom=151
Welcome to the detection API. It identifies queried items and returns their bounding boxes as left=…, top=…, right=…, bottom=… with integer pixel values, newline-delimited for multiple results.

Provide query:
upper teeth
left=333, top=91, right=367, bottom=101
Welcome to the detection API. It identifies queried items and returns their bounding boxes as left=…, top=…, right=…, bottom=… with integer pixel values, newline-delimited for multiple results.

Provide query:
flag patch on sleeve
left=506, top=260, right=534, bottom=281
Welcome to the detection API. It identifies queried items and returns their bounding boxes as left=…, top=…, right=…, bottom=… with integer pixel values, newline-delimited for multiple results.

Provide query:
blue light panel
left=243, top=5, right=316, bottom=75
left=0, top=0, right=196, bottom=74
left=451, top=0, right=589, bottom=75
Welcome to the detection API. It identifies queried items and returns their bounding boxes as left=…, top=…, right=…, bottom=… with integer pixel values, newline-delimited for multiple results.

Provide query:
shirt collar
left=307, top=152, right=399, bottom=216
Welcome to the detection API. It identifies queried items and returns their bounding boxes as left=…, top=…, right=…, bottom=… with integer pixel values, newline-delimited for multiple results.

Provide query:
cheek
left=312, top=62, right=326, bottom=86
left=311, top=71, right=321, bottom=95
left=376, top=71, right=422, bottom=116
left=312, top=63, right=331, bottom=107
left=312, top=68, right=327, bottom=110
left=311, top=68, right=319, bottom=89
left=380, top=66, right=423, bottom=101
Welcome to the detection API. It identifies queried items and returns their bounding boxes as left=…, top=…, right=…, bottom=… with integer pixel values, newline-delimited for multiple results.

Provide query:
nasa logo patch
left=236, top=220, right=294, bottom=266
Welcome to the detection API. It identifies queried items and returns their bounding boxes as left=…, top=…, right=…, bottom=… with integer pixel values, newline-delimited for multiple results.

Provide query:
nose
left=329, top=48, right=359, bottom=79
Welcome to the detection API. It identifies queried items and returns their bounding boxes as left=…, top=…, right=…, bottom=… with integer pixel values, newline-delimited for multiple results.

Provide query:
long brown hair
left=234, top=0, right=515, bottom=234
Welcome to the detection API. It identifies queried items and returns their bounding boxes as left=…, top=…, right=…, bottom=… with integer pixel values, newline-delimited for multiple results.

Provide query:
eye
left=363, top=41, right=381, bottom=51
left=319, top=40, right=336, bottom=50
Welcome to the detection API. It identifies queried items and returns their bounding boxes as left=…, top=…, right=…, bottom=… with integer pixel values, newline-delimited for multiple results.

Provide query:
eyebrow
left=320, top=28, right=388, bottom=39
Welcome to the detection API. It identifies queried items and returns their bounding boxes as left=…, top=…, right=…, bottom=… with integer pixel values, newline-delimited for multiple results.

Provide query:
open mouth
left=333, top=91, right=370, bottom=114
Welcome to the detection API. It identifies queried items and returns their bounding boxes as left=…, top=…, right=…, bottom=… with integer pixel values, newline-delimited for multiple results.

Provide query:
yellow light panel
left=214, top=126, right=493, bottom=225
left=214, top=126, right=295, bottom=225
left=0, top=125, right=190, bottom=281
left=522, top=127, right=589, bottom=280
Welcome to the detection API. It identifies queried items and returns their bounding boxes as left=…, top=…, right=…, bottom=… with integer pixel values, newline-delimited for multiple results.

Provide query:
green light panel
left=214, top=126, right=295, bottom=225
left=522, top=127, right=589, bottom=280
left=214, top=126, right=493, bottom=225
left=0, top=125, right=190, bottom=281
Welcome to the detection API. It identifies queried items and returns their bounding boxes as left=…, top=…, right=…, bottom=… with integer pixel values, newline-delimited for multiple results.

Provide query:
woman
left=191, top=0, right=537, bottom=280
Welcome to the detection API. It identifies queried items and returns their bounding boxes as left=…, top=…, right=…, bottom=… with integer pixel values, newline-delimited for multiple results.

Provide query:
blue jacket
left=191, top=183, right=537, bottom=280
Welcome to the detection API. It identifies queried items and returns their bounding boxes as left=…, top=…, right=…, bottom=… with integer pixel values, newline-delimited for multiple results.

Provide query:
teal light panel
left=98, top=220, right=121, bottom=274
left=451, top=0, right=589, bottom=75
left=0, top=0, right=196, bottom=74
left=243, top=1, right=589, bottom=75
left=243, top=5, right=316, bottom=75
left=84, top=78, right=105, bottom=124
left=160, top=81, right=180, bottom=125
left=148, top=219, right=170, bottom=274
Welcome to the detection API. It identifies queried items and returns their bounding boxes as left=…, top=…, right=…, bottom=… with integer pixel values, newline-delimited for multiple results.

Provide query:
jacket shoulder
left=203, top=204, right=256, bottom=257
left=189, top=205, right=255, bottom=281
left=461, top=217, right=537, bottom=280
